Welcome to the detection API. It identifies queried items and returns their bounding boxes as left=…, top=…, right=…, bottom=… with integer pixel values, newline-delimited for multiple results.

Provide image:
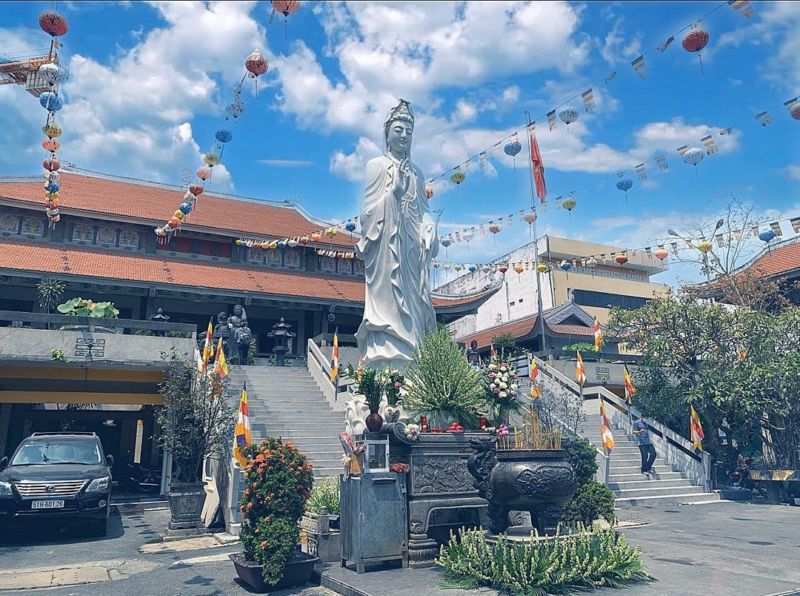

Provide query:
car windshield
left=11, top=440, right=102, bottom=465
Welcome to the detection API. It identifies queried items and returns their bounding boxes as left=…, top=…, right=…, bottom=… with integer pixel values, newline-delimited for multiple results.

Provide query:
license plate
left=32, top=500, right=64, bottom=509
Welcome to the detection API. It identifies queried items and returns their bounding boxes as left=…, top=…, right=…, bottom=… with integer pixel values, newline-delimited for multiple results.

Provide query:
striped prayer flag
left=635, top=163, right=647, bottom=181
left=547, top=110, right=557, bottom=130
left=755, top=111, right=774, bottom=127
left=690, top=405, right=705, bottom=450
left=700, top=135, right=718, bottom=154
left=581, top=88, right=595, bottom=111
left=623, top=366, right=636, bottom=404
left=576, top=351, right=587, bottom=387
left=233, top=383, right=252, bottom=468
left=599, top=400, right=615, bottom=451
left=330, top=328, right=340, bottom=382
left=657, top=35, right=675, bottom=52
left=631, top=55, right=648, bottom=78
left=655, top=154, right=668, bottom=171
left=593, top=318, right=603, bottom=352
left=529, top=357, right=541, bottom=399
left=200, top=318, right=213, bottom=373
left=213, top=336, right=229, bottom=379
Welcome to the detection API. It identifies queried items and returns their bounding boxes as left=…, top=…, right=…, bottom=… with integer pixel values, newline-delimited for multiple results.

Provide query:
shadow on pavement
left=0, top=510, right=125, bottom=547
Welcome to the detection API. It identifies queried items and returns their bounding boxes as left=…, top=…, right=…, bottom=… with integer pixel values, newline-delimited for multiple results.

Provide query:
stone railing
left=532, top=355, right=712, bottom=491
left=0, top=310, right=196, bottom=366
left=306, top=338, right=354, bottom=411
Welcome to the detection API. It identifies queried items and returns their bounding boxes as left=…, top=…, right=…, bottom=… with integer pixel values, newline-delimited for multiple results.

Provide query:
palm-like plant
left=37, top=278, right=65, bottom=314
left=403, top=327, right=484, bottom=429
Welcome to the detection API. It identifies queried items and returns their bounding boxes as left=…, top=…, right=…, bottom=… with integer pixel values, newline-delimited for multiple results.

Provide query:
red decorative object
left=447, top=423, right=465, bottom=433
left=39, top=11, right=69, bottom=36
left=188, top=183, right=204, bottom=196
left=682, top=27, right=709, bottom=53
left=488, top=223, right=501, bottom=235
left=42, top=139, right=60, bottom=152
left=299, top=235, right=309, bottom=245
left=615, top=255, right=629, bottom=265
left=272, top=0, right=301, bottom=17
left=479, top=417, right=488, bottom=430
left=498, top=263, right=509, bottom=274
left=654, top=248, right=669, bottom=261
left=43, top=158, right=60, bottom=171
left=424, top=184, right=433, bottom=199
left=791, top=103, right=800, bottom=121
left=196, top=167, right=212, bottom=181
left=245, top=50, right=269, bottom=77
left=389, top=463, right=409, bottom=473
left=311, top=231, right=322, bottom=242
left=419, top=416, right=427, bottom=432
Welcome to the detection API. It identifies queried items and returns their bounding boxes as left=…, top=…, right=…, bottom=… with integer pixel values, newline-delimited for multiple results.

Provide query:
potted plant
left=231, top=437, right=317, bottom=591
left=482, top=356, right=522, bottom=426
left=403, top=327, right=484, bottom=430
left=344, top=364, right=385, bottom=432
left=156, top=351, right=234, bottom=534
left=57, top=297, right=120, bottom=333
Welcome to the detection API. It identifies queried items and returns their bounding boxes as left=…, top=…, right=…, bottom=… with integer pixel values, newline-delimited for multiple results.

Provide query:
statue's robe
left=355, top=154, right=439, bottom=367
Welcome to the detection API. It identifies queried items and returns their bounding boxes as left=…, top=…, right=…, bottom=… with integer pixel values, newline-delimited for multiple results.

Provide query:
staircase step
left=615, top=491, right=719, bottom=505
left=610, top=471, right=685, bottom=481
left=615, top=485, right=706, bottom=498
left=609, top=479, right=695, bottom=490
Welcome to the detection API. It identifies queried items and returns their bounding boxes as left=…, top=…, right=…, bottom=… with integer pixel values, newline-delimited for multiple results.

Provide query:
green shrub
left=563, top=436, right=599, bottom=486
left=403, top=327, right=484, bottom=429
left=306, top=476, right=340, bottom=516
left=438, top=525, right=652, bottom=594
left=562, top=481, right=617, bottom=527
left=239, top=438, right=314, bottom=586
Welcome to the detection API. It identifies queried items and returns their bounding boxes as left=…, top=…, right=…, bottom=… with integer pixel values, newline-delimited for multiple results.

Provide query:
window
left=571, top=289, right=649, bottom=310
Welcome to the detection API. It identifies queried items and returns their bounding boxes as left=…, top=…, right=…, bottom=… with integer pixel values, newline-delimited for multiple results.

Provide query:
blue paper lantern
left=46, top=182, right=59, bottom=193
left=179, top=202, right=192, bottom=215
left=277, top=240, right=287, bottom=249
left=345, top=222, right=357, bottom=232
left=616, top=177, right=633, bottom=193
left=559, top=259, right=572, bottom=272
left=39, top=91, right=63, bottom=112
left=215, top=129, right=233, bottom=143
left=758, top=229, right=776, bottom=243
left=504, top=140, right=521, bottom=157
left=683, top=147, right=704, bottom=166
left=468, top=264, right=477, bottom=273
left=558, top=108, right=579, bottom=125
left=441, top=238, right=452, bottom=248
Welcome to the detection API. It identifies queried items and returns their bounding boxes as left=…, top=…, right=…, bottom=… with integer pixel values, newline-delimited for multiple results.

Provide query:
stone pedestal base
left=408, top=533, right=438, bottom=568
left=159, top=526, right=209, bottom=542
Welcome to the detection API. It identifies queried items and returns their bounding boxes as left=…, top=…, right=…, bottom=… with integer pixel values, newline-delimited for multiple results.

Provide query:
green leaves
left=437, top=526, right=653, bottom=593
left=56, top=297, right=119, bottom=318
left=403, top=327, right=484, bottom=428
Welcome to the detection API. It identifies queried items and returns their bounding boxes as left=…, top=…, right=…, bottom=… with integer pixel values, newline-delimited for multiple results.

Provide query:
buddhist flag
left=490, top=342, right=497, bottom=361
left=529, top=357, right=541, bottom=399
left=528, top=128, right=547, bottom=203
left=623, top=365, right=636, bottom=404
left=233, top=383, right=251, bottom=468
left=690, top=405, right=705, bottom=450
left=593, top=317, right=603, bottom=352
left=599, top=400, right=615, bottom=451
left=200, top=318, right=213, bottom=373
left=214, top=337, right=229, bottom=379
left=576, top=351, right=587, bottom=387
left=330, top=328, right=340, bottom=383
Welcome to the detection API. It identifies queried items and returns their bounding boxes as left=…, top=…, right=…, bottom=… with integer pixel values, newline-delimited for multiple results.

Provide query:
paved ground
left=0, top=500, right=798, bottom=595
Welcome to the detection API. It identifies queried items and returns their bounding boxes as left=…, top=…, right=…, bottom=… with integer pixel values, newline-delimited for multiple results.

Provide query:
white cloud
left=599, top=18, right=642, bottom=66
left=787, top=165, right=800, bottom=181
left=502, top=85, right=520, bottom=104
left=257, top=159, right=314, bottom=167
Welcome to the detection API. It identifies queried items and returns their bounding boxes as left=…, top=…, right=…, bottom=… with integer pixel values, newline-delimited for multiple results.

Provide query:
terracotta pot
left=365, top=406, right=384, bottom=433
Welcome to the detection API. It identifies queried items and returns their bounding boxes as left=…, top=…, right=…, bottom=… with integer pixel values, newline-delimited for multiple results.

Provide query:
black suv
left=0, top=432, right=113, bottom=536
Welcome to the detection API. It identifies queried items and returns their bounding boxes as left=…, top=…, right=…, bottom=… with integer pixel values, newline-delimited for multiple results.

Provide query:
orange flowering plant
left=239, top=437, right=314, bottom=586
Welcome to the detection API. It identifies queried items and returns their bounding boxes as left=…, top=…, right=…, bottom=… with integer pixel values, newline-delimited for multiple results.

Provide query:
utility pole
left=524, top=111, right=547, bottom=355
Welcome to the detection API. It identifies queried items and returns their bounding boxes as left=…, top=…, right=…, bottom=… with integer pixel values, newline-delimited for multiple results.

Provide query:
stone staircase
left=228, top=365, right=343, bottom=478
left=583, top=413, right=718, bottom=505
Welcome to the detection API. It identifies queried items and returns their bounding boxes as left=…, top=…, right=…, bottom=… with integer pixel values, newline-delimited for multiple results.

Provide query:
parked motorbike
left=124, top=462, right=162, bottom=493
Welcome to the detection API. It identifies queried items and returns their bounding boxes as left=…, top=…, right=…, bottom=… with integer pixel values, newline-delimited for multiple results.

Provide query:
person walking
left=632, top=414, right=657, bottom=476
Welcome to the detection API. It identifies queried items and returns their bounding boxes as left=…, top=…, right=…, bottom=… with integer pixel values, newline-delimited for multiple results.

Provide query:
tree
left=491, top=332, right=516, bottom=359
left=37, top=278, right=65, bottom=314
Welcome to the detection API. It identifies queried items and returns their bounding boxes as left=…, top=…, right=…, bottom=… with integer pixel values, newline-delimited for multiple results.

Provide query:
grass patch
left=436, top=525, right=654, bottom=595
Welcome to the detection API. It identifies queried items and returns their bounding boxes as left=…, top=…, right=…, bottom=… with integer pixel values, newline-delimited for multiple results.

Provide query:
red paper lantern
left=43, top=158, right=60, bottom=171
left=196, top=167, right=212, bottom=181
left=790, top=103, right=800, bottom=121
left=168, top=216, right=181, bottom=228
left=682, top=27, right=709, bottom=53
left=39, top=11, right=68, bottom=36
left=272, top=0, right=301, bottom=17
left=523, top=212, right=537, bottom=224
left=299, top=235, right=309, bottom=245
left=615, top=255, right=629, bottom=265
left=654, top=248, right=669, bottom=261
left=498, top=263, right=509, bottom=274
left=488, top=223, right=501, bottom=235
left=245, top=50, right=269, bottom=77
left=311, top=231, right=322, bottom=242
left=42, top=139, right=60, bottom=152
left=425, top=184, right=433, bottom=199
left=188, top=184, right=204, bottom=196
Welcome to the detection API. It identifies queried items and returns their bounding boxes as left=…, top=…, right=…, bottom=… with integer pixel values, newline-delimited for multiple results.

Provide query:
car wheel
left=88, top=518, right=107, bottom=537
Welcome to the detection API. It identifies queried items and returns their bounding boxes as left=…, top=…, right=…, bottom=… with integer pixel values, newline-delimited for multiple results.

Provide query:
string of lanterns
left=235, top=225, right=356, bottom=253
left=37, top=9, right=69, bottom=230
left=154, top=50, right=270, bottom=244
left=422, top=1, right=759, bottom=199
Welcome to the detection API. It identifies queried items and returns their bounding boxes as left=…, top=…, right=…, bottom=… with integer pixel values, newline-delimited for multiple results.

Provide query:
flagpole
left=524, top=111, right=547, bottom=356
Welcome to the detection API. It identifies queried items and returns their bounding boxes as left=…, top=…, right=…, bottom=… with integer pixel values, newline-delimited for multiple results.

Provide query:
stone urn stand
left=467, top=438, right=576, bottom=535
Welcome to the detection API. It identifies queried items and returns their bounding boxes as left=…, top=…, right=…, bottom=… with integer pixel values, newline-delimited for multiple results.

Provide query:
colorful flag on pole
left=755, top=111, right=774, bottom=127
left=593, top=318, right=603, bottom=352
left=330, top=328, right=340, bottom=383
left=690, top=405, right=705, bottom=450
left=213, top=336, right=229, bottom=380
left=233, top=383, right=251, bottom=468
left=529, top=357, right=541, bottom=399
left=623, top=366, right=636, bottom=404
left=200, top=318, right=213, bottom=373
left=490, top=342, right=497, bottom=361
left=528, top=128, right=547, bottom=203
left=635, top=163, right=647, bottom=181
left=631, top=55, right=648, bottom=78
left=599, top=399, right=615, bottom=451
left=576, top=351, right=587, bottom=387
left=655, top=154, right=668, bottom=171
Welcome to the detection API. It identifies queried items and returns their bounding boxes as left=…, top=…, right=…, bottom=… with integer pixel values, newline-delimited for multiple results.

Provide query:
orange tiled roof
left=459, top=315, right=594, bottom=350
left=746, top=240, right=800, bottom=278
left=0, top=238, right=485, bottom=309
left=0, top=173, right=356, bottom=248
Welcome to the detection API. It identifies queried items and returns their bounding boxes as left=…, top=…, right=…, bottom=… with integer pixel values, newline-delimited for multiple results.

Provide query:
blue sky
left=0, top=1, right=798, bottom=286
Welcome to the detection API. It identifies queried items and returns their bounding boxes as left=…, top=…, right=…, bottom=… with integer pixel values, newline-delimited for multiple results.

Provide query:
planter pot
left=230, top=552, right=319, bottom=592
left=365, top=406, right=384, bottom=433
left=467, top=442, right=576, bottom=535
left=167, top=481, right=206, bottom=530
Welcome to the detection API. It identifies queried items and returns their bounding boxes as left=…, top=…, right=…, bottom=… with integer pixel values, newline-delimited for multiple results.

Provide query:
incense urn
left=467, top=439, right=576, bottom=535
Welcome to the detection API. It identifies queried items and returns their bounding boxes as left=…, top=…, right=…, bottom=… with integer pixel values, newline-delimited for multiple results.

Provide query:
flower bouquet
left=483, top=358, right=522, bottom=426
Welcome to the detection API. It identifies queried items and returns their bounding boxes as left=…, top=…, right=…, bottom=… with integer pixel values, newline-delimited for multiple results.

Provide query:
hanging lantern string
left=423, top=0, right=737, bottom=187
